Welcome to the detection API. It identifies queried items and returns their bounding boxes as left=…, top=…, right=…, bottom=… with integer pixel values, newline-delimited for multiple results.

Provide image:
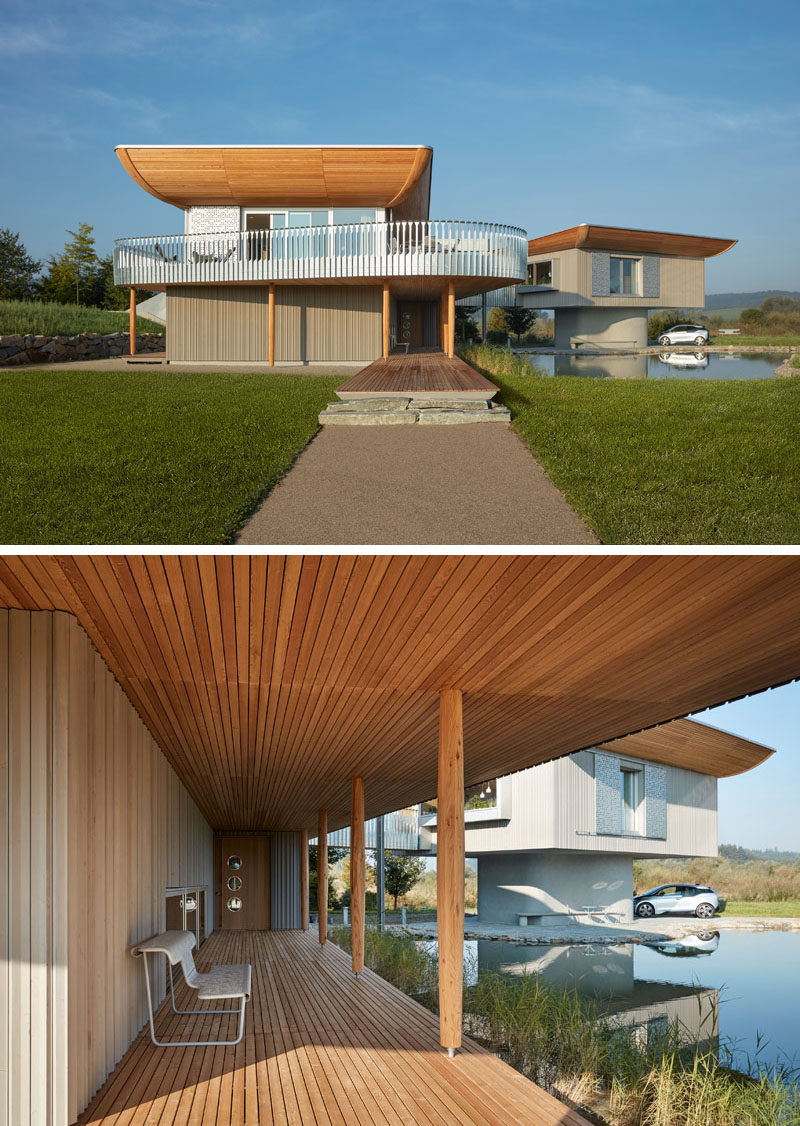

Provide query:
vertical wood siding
left=270, top=832, right=301, bottom=930
left=0, top=611, right=214, bottom=1126
left=166, top=286, right=267, bottom=362
left=276, top=285, right=381, bottom=363
left=530, top=249, right=705, bottom=309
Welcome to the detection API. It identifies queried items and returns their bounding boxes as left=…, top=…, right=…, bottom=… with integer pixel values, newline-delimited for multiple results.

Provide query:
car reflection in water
left=646, top=931, right=720, bottom=958
left=656, top=351, right=709, bottom=370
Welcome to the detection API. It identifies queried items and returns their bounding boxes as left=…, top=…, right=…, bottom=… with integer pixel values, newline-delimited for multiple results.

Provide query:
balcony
left=113, top=219, right=527, bottom=288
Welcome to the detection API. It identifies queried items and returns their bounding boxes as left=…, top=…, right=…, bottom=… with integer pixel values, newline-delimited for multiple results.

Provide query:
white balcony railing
left=113, top=220, right=527, bottom=287
left=314, top=806, right=428, bottom=853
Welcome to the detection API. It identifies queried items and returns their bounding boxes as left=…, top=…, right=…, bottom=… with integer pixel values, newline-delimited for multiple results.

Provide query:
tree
left=0, top=229, right=41, bottom=299
left=761, top=295, right=800, bottom=315
left=369, top=852, right=426, bottom=909
left=308, top=844, right=348, bottom=912
left=503, top=305, right=536, bottom=342
left=740, top=307, right=765, bottom=327
left=39, top=223, right=98, bottom=305
left=454, top=306, right=479, bottom=343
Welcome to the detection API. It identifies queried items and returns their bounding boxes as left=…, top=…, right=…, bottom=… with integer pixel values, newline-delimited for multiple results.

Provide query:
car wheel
left=694, top=335, right=707, bottom=346
left=636, top=902, right=655, bottom=918
left=658, top=335, right=671, bottom=346
left=695, top=902, right=715, bottom=919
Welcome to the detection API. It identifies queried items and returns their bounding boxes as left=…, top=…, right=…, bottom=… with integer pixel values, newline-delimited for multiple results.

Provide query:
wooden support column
left=440, top=289, right=448, bottom=354
left=437, top=687, right=464, bottom=1056
left=351, top=776, right=365, bottom=976
left=268, top=284, right=276, bottom=366
left=447, top=280, right=456, bottom=358
left=300, top=828, right=309, bottom=930
left=382, top=282, right=390, bottom=358
left=129, top=287, right=136, bottom=356
left=317, top=809, right=328, bottom=944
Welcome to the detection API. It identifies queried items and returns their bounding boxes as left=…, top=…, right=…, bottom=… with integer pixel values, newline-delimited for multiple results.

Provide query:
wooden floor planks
left=336, top=350, right=497, bottom=395
left=76, top=929, right=590, bottom=1126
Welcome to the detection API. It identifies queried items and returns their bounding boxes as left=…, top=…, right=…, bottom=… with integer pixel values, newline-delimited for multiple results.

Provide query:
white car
left=657, top=324, right=710, bottom=346
left=657, top=351, right=709, bottom=370
left=634, top=884, right=719, bottom=919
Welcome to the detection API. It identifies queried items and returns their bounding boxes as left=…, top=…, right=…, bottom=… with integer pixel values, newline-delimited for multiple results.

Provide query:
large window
left=610, top=257, right=640, bottom=296
left=527, top=260, right=553, bottom=286
left=620, top=766, right=643, bottom=833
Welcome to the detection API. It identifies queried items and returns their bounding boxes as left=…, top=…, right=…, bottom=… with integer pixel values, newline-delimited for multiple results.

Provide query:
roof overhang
left=528, top=224, right=737, bottom=259
left=115, top=144, right=433, bottom=215
left=0, top=554, right=795, bottom=832
left=600, top=716, right=773, bottom=777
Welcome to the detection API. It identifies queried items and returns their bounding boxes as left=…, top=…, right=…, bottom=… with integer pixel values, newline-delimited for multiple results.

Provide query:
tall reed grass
left=330, top=927, right=800, bottom=1125
left=0, top=299, right=164, bottom=336
left=458, top=342, right=548, bottom=381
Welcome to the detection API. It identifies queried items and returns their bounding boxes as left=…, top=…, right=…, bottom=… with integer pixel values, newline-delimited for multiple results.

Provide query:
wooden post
left=447, top=280, right=456, bottom=358
left=440, top=289, right=448, bottom=354
left=300, top=828, right=309, bottom=930
left=317, top=809, right=328, bottom=944
left=129, top=287, right=136, bottom=356
left=382, top=282, right=390, bottom=359
left=437, top=687, right=464, bottom=1056
left=268, top=284, right=275, bottom=366
left=351, top=777, right=365, bottom=976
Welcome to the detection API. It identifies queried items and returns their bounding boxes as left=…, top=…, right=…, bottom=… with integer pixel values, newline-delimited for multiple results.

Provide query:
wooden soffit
left=600, top=717, right=773, bottom=777
left=115, top=145, right=433, bottom=213
left=528, top=224, right=737, bottom=259
left=0, top=555, right=796, bottom=833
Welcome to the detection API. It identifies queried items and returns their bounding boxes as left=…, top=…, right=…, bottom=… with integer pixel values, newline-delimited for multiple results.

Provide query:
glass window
left=333, top=208, right=378, bottom=225
left=226, top=896, right=242, bottom=912
left=227, top=855, right=242, bottom=870
left=610, top=257, right=640, bottom=295
left=620, top=766, right=642, bottom=832
left=227, top=875, right=242, bottom=891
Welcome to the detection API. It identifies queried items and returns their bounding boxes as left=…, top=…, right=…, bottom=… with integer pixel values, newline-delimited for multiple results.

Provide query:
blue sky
left=2, top=0, right=798, bottom=291
left=694, top=681, right=800, bottom=852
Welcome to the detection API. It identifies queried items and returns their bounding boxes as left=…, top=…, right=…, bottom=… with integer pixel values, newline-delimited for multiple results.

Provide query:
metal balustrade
left=314, top=806, right=429, bottom=853
left=113, top=220, right=527, bottom=287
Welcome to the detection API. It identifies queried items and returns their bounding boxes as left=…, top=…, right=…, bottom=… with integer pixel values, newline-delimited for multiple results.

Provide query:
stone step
left=318, top=397, right=511, bottom=427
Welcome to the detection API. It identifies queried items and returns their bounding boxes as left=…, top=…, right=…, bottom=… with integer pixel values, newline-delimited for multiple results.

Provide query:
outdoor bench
left=132, top=929, right=251, bottom=1046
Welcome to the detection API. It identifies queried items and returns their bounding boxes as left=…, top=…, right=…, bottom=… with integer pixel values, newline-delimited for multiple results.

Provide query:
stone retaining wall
left=0, top=332, right=165, bottom=366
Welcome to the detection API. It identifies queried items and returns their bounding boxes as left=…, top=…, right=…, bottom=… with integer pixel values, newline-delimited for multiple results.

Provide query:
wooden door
left=216, top=836, right=271, bottom=929
left=397, top=301, right=423, bottom=347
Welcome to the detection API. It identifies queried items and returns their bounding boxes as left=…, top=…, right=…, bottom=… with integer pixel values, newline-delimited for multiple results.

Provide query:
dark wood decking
left=77, top=929, right=590, bottom=1125
left=336, top=350, right=498, bottom=398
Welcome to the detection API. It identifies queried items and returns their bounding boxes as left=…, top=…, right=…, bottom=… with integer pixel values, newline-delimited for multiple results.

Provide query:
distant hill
left=705, top=291, right=800, bottom=310
left=719, top=843, right=800, bottom=863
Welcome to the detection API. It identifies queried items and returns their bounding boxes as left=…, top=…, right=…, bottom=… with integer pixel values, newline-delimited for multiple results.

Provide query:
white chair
left=132, top=930, right=251, bottom=1047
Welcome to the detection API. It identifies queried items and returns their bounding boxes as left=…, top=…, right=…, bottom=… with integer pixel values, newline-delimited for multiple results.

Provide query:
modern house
left=517, top=224, right=737, bottom=349
left=2, top=554, right=799, bottom=1126
left=112, top=145, right=527, bottom=364
left=421, top=718, right=770, bottom=926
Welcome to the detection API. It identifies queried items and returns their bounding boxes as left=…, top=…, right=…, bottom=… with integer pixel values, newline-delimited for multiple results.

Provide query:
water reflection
left=523, top=351, right=781, bottom=380
left=647, top=932, right=720, bottom=957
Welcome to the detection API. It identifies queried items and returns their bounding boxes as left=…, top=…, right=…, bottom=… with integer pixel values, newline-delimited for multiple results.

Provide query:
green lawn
left=722, top=900, right=800, bottom=918
left=0, top=368, right=340, bottom=544
left=487, top=367, right=800, bottom=544
left=709, top=335, right=800, bottom=346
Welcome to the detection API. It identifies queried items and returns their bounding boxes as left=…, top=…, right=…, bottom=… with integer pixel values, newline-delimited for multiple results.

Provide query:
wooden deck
left=77, top=930, right=590, bottom=1126
left=336, top=349, right=498, bottom=399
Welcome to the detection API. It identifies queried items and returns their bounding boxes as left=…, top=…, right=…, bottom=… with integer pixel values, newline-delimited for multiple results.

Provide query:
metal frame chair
left=132, top=930, right=251, bottom=1047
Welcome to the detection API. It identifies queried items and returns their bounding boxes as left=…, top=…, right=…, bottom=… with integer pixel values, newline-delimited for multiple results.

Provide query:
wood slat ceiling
left=528, top=224, right=737, bottom=259
left=1, top=554, right=796, bottom=834
left=115, top=145, right=433, bottom=211
left=600, top=717, right=772, bottom=776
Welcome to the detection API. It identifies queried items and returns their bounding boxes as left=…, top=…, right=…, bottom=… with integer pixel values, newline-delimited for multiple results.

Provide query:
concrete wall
left=553, top=307, right=649, bottom=350
left=476, top=850, right=633, bottom=926
left=0, top=610, right=214, bottom=1126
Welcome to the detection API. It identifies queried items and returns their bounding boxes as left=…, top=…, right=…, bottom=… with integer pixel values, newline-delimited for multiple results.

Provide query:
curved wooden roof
left=600, top=717, right=772, bottom=778
left=528, top=224, right=736, bottom=259
left=0, top=555, right=795, bottom=831
left=115, top=145, right=433, bottom=214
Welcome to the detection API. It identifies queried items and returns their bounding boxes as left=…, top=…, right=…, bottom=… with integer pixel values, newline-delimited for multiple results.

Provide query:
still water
left=520, top=351, right=783, bottom=380
left=420, top=930, right=800, bottom=1077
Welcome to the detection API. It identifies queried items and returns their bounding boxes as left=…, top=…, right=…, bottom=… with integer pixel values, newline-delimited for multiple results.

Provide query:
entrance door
left=217, top=836, right=271, bottom=929
left=397, top=301, right=423, bottom=347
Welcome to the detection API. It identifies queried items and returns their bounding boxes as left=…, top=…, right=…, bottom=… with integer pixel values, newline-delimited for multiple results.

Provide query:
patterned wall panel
left=642, top=255, right=660, bottom=299
left=185, top=206, right=241, bottom=235
left=645, top=764, right=668, bottom=838
left=591, top=251, right=610, bottom=296
left=594, top=752, right=620, bottom=834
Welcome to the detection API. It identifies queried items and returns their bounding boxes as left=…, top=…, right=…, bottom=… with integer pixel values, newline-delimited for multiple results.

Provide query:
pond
left=517, top=350, right=784, bottom=380
left=420, top=930, right=800, bottom=1078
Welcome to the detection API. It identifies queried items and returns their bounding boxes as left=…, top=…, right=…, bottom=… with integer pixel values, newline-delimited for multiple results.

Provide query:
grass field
left=710, top=334, right=800, bottom=346
left=0, top=368, right=339, bottom=544
left=722, top=900, right=800, bottom=918
left=0, top=299, right=165, bottom=336
left=463, top=345, right=800, bottom=544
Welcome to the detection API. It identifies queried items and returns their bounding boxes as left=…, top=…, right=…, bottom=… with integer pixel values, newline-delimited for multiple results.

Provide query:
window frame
left=609, top=256, right=642, bottom=296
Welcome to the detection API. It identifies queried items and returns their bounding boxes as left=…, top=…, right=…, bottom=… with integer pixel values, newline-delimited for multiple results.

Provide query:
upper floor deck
left=113, top=218, right=528, bottom=289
